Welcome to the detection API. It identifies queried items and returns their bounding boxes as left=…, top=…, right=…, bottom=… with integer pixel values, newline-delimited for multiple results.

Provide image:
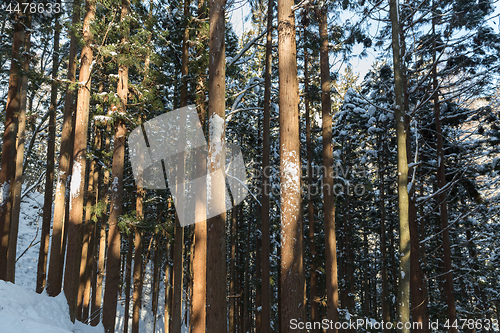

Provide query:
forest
left=0, top=0, right=500, bottom=332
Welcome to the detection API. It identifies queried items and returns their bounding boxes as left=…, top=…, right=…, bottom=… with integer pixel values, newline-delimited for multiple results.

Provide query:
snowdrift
left=0, top=280, right=104, bottom=333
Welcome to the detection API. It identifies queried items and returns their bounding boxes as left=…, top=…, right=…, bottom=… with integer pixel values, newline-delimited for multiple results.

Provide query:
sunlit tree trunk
left=389, top=0, right=411, bottom=330
left=206, top=0, right=227, bottom=329
left=63, top=0, right=95, bottom=320
left=102, top=1, right=130, bottom=331
left=277, top=0, right=304, bottom=329
left=259, top=0, right=272, bottom=331
left=47, top=0, right=80, bottom=297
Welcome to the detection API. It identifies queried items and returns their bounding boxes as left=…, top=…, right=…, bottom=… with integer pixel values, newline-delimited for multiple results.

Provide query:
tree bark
left=317, top=6, right=340, bottom=331
left=123, top=233, right=134, bottom=333
left=277, top=0, right=304, bottom=329
left=102, top=1, right=130, bottom=330
left=378, top=136, right=391, bottom=333
left=37, top=9, right=59, bottom=291
left=8, top=11, right=31, bottom=283
left=47, top=0, right=80, bottom=296
left=63, top=0, right=95, bottom=320
left=206, top=0, right=227, bottom=329
left=389, top=0, right=411, bottom=330
left=260, top=1, right=272, bottom=331
left=0, top=9, right=24, bottom=281
left=303, top=15, right=319, bottom=329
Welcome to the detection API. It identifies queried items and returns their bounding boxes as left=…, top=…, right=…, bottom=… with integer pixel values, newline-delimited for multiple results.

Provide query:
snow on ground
left=0, top=280, right=103, bottom=333
left=3, top=188, right=189, bottom=332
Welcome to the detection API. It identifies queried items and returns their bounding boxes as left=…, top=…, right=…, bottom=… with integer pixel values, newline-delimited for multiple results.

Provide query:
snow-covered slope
left=0, top=280, right=104, bottom=333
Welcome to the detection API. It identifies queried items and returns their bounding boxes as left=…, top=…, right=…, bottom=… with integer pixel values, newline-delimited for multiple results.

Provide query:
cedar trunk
left=318, top=7, right=340, bottom=330
left=206, top=0, right=227, bottom=330
left=277, top=0, right=304, bottom=330
left=389, top=0, right=411, bottom=330
left=8, top=14, right=31, bottom=283
left=37, top=10, right=59, bottom=291
left=102, top=1, right=130, bottom=330
left=260, top=0, right=272, bottom=330
left=0, top=12, right=24, bottom=280
left=47, top=0, right=80, bottom=296
left=63, top=0, right=95, bottom=320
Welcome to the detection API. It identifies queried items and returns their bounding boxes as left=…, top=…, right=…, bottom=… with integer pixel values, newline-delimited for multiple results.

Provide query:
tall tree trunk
left=171, top=1, right=190, bottom=329
left=47, top=0, right=80, bottom=296
left=102, top=1, right=130, bottom=331
left=389, top=0, right=411, bottom=330
left=63, top=0, right=95, bottom=320
left=8, top=12, right=31, bottom=283
left=260, top=1, right=272, bottom=331
left=278, top=0, right=304, bottom=329
left=432, top=9, right=457, bottom=330
left=190, top=0, right=208, bottom=331
left=37, top=9, right=59, bottom=291
left=303, top=17, right=319, bottom=329
left=206, top=0, right=227, bottom=329
left=0, top=10, right=24, bottom=281
left=318, top=6, right=339, bottom=330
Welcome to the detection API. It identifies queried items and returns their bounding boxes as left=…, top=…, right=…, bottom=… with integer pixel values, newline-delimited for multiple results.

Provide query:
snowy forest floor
left=0, top=188, right=188, bottom=333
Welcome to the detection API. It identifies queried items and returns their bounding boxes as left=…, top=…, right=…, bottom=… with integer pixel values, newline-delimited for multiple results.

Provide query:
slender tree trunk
left=243, top=219, right=251, bottom=333
left=37, top=10, right=59, bottom=291
left=64, top=0, right=95, bottom=320
left=303, top=16, right=319, bottom=329
left=47, top=0, right=80, bottom=296
left=317, top=6, right=340, bottom=331
left=8, top=13, right=31, bottom=283
left=91, top=126, right=110, bottom=326
left=260, top=1, right=272, bottom=331
left=171, top=1, right=190, bottom=329
left=152, top=235, right=161, bottom=332
left=164, top=237, right=172, bottom=333
left=389, top=0, right=411, bottom=330
left=171, top=224, right=184, bottom=332
left=206, top=0, right=227, bottom=329
left=131, top=226, right=143, bottom=333
left=90, top=128, right=103, bottom=325
left=378, top=137, right=391, bottom=333
left=277, top=0, right=304, bottom=329
left=0, top=10, right=24, bottom=281
left=229, top=203, right=237, bottom=333
left=432, top=9, right=457, bottom=330
left=190, top=0, right=208, bottom=331
left=123, top=233, right=134, bottom=333
left=102, top=1, right=130, bottom=331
